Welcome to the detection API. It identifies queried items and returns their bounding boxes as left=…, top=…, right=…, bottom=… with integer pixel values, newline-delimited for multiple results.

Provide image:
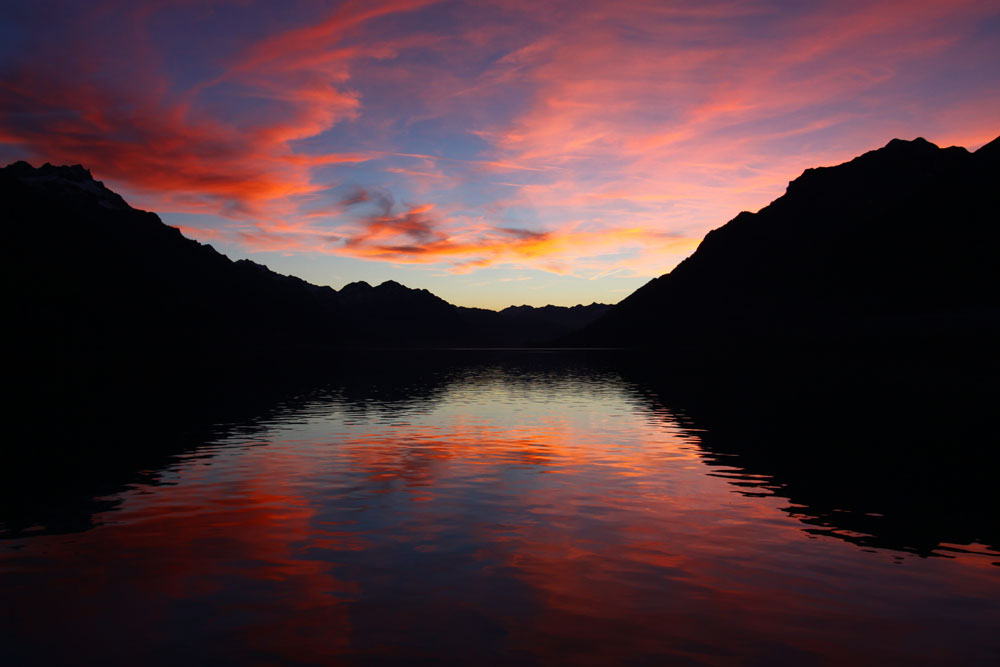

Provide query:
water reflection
left=1, top=351, right=997, bottom=665
left=624, top=361, right=1000, bottom=560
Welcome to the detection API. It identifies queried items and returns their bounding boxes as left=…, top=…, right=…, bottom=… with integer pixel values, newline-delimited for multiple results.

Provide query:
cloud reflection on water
left=1, top=352, right=997, bottom=664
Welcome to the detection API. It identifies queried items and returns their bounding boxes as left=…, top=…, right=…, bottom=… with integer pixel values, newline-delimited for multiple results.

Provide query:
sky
left=2, top=0, right=998, bottom=309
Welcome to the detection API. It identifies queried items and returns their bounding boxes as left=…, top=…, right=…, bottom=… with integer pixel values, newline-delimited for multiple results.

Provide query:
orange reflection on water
left=1, top=372, right=998, bottom=664
left=1, top=448, right=361, bottom=663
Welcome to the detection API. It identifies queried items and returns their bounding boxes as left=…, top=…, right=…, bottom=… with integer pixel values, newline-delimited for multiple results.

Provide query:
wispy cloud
left=1, top=0, right=996, bottom=287
left=0, top=1, right=426, bottom=217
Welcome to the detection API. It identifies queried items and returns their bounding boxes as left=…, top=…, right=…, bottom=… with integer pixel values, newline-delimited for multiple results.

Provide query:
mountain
left=1, top=161, right=609, bottom=369
left=497, top=303, right=613, bottom=338
left=3, top=161, right=343, bottom=370
left=457, top=302, right=613, bottom=347
left=568, top=136, right=1000, bottom=354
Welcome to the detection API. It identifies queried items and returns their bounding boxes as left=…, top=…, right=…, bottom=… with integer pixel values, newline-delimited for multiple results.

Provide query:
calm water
left=2, top=353, right=998, bottom=665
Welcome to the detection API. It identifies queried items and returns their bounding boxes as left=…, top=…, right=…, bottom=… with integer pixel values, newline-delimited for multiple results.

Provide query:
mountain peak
left=974, top=135, right=1000, bottom=163
left=884, top=136, right=935, bottom=150
left=570, top=133, right=1000, bottom=348
left=41, top=162, right=94, bottom=180
left=782, top=135, right=975, bottom=199
left=2, top=160, right=129, bottom=210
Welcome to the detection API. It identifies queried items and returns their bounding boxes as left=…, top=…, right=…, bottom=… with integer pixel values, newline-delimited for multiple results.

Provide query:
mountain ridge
left=566, top=135, right=1000, bottom=353
left=2, top=161, right=610, bottom=358
left=6, top=131, right=997, bottom=368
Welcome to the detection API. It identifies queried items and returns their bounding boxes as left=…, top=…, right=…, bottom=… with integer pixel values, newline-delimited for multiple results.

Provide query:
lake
left=2, top=351, right=997, bottom=665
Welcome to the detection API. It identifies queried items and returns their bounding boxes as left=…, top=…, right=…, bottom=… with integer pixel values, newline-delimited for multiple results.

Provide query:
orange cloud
left=2, top=0, right=996, bottom=289
left=0, top=1, right=433, bottom=219
left=468, top=0, right=1000, bottom=245
left=206, top=193, right=701, bottom=277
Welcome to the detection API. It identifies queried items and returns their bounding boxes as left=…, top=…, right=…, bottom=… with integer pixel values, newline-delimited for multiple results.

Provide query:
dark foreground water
left=2, top=352, right=998, bottom=665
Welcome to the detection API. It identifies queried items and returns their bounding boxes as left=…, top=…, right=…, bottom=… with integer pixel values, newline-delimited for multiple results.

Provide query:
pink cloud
left=0, top=1, right=433, bottom=218
left=2, top=0, right=997, bottom=285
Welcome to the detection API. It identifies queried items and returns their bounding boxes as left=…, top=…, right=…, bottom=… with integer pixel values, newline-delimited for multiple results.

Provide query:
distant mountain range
left=5, top=133, right=997, bottom=377
left=566, top=135, right=1000, bottom=353
left=2, top=160, right=610, bottom=366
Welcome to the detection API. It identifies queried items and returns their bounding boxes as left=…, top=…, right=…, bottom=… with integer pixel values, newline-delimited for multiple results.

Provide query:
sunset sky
left=2, top=0, right=998, bottom=308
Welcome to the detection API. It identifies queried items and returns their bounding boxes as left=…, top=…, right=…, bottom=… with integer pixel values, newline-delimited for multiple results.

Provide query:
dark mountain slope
left=498, top=303, right=614, bottom=338
left=569, top=136, right=1000, bottom=352
left=337, top=280, right=475, bottom=346
left=1, top=161, right=609, bottom=365
left=3, top=162, right=349, bottom=368
left=456, top=302, right=613, bottom=347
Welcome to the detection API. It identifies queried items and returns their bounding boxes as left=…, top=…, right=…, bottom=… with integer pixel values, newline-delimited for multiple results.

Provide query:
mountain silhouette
left=568, top=136, right=1000, bottom=356
left=1, top=161, right=608, bottom=364
left=6, top=133, right=996, bottom=372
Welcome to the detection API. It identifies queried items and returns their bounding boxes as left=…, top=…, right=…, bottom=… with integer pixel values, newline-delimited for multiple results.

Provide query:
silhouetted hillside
left=1, top=161, right=609, bottom=367
left=456, top=302, right=613, bottom=347
left=498, top=303, right=613, bottom=340
left=3, top=162, right=345, bottom=370
left=568, top=136, right=1000, bottom=356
